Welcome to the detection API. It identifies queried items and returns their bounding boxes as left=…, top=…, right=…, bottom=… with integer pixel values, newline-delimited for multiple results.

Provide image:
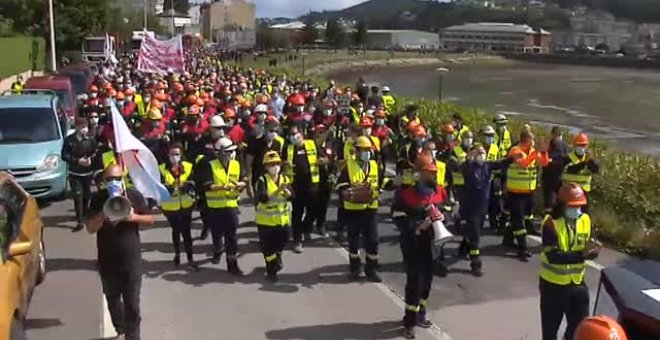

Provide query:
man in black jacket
left=62, top=117, right=99, bottom=231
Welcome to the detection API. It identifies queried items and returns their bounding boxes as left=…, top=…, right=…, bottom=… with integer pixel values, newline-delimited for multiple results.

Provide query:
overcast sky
left=192, top=0, right=367, bottom=18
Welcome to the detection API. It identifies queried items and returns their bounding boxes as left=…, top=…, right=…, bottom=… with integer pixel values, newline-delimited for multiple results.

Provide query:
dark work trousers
left=539, top=278, right=589, bottom=340
left=582, top=192, right=590, bottom=214
left=315, top=180, right=332, bottom=231
left=506, top=192, right=535, bottom=251
left=542, top=180, right=561, bottom=214
left=208, top=208, right=238, bottom=258
left=464, top=213, right=485, bottom=264
left=70, top=175, right=92, bottom=224
left=454, top=186, right=467, bottom=230
left=100, top=266, right=142, bottom=340
left=291, top=183, right=319, bottom=243
left=258, top=226, right=290, bottom=274
left=164, top=210, right=194, bottom=262
left=488, top=176, right=503, bottom=230
left=336, top=202, right=346, bottom=233
left=400, top=229, right=434, bottom=327
left=345, top=209, right=379, bottom=270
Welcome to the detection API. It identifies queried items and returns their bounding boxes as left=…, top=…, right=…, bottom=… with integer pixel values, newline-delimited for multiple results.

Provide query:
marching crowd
left=51, top=47, right=624, bottom=340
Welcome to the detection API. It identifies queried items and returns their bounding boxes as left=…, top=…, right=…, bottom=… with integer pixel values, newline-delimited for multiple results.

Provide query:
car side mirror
left=8, top=241, right=32, bottom=257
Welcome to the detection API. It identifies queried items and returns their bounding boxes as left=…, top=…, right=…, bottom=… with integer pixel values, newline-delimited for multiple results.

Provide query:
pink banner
left=137, top=34, right=185, bottom=75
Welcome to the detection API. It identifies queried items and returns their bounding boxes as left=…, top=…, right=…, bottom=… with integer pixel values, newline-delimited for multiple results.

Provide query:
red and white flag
left=137, top=34, right=185, bottom=75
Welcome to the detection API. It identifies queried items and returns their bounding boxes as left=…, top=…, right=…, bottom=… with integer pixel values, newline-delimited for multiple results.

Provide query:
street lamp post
left=437, top=67, right=449, bottom=102
left=47, top=0, right=57, bottom=72
left=143, top=0, right=148, bottom=30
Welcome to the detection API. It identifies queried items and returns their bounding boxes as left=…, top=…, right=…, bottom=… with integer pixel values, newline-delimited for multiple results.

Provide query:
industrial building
left=440, top=22, right=551, bottom=53
left=365, top=30, right=440, bottom=50
left=201, top=0, right=256, bottom=49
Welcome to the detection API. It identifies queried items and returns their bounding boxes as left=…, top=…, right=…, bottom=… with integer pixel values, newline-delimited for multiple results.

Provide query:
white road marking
left=102, top=295, right=116, bottom=338
left=332, top=246, right=454, bottom=340
left=526, top=235, right=605, bottom=271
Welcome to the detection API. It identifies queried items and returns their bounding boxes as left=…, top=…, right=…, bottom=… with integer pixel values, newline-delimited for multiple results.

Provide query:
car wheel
left=9, top=317, right=28, bottom=340
left=36, top=239, right=46, bottom=285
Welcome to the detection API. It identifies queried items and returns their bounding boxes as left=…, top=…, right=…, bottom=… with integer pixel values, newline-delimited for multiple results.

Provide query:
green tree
left=300, top=19, right=319, bottom=46
left=353, top=20, right=368, bottom=47
left=53, top=0, right=107, bottom=50
left=163, top=0, right=190, bottom=14
left=325, top=18, right=346, bottom=49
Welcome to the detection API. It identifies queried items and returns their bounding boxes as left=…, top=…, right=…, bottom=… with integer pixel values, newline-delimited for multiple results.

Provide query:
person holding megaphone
left=87, top=164, right=155, bottom=340
left=391, top=150, right=448, bottom=339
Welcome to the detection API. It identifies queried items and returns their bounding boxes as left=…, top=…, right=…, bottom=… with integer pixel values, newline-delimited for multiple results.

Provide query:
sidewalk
left=0, top=70, right=42, bottom=92
left=136, top=219, right=449, bottom=340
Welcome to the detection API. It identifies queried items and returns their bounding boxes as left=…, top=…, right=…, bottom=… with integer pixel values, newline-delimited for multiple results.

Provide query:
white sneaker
left=293, top=243, right=304, bottom=254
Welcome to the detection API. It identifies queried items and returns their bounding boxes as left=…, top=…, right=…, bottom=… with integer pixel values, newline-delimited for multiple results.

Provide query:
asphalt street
left=23, top=192, right=631, bottom=340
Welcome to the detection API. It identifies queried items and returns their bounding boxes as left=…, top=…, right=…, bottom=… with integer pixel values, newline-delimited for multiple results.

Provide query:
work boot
left=173, top=253, right=181, bottom=267
left=292, top=243, right=304, bottom=254
left=470, top=260, right=484, bottom=277
left=434, top=261, right=448, bottom=277
left=349, top=257, right=361, bottom=280
left=457, top=239, right=469, bottom=259
left=265, top=261, right=278, bottom=282
left=227, top=258, right=243, bottom=276
left=365, top=258, right=382, bottom=283
left=187, top=261, right=199, bottom=272
left=211, top=253, right=221, bottom=264
left=303, top=232, right=312, bottom=242
left=517, top=249, right=532, bottom=262
left=402, top=326, right=416, bottom=339
left=316, top=225, right=329, bottom=238
left=276, top=252, right=284, bottom=272
left=73, top=222, right=85, bottom=232
left=336, top=230, right=346, bottom=243
left=417, top=313, right=433, bottom=328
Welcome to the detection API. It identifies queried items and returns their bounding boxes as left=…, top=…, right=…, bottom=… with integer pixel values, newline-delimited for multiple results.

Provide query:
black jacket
left=62, top=133, right=99, bottom=177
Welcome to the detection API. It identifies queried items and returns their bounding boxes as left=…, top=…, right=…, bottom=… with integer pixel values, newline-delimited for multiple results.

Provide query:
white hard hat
left=209, top=115, right=227, bottom=128
left=254, top=104, right=268, bottom=113
left=214, top=137, right=237, bottom=152
left=481, top=125, right=496, bottom=135
left=494, top=113, right=508, bottom=124
left=382, top=86, right=391, bottom=92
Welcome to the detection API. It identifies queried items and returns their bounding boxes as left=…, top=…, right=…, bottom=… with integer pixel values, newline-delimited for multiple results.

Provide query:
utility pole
left=47, top=0, right=57, bottom=72
left=437, top=67, right=449, bottom=102
left=143, top=0, right=148, bottom=30
left=171, top=0, right=175, bottom=37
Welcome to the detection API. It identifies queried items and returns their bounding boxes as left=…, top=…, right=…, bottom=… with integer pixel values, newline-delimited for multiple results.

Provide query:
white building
left=440, top=22, right=551, bottom=53
left=157, top=9, right=192, bottom=35
left=365, top=30, right=440, bottom=50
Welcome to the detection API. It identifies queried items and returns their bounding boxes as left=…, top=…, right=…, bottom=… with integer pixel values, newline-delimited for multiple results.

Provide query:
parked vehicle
left=59, top=64, right=94, bottom=96
left=0, top=94, right=69, bottom=199
left=81, top=34, right=117, bottom=64
left=0, top=171, right=47, bottom=340
left=24, top=75, right=77, bottom=120
left=129, top=30, right=154, bottom=54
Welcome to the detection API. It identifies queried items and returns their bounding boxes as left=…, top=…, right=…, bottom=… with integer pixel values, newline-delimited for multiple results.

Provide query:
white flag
left=111, top=105, right=170, bottom=203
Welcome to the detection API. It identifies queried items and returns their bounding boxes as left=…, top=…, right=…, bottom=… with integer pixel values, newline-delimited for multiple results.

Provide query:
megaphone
left=103, top=195, right=132, bottom=221
left=432, top=220, right=454, bottom=245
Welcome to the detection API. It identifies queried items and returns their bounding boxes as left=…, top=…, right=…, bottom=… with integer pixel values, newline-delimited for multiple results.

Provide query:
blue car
left=0, top=94, right=70, bottom=199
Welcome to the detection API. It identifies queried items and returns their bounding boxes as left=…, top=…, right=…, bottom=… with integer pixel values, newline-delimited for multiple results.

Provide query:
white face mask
left=169, top=155, right=181, bottom=164
left=90, top=93, right=98, bottom=98
left=375, top=118, right=385, bottom=126
left=229, top=151, right=237, bottom=160
left=324, top=109, right=332, bottom=116
left=475, top=154, right=486, bottom=164
left=267, top=165, right=281, bottom=176
left=363, top=128, right=372, bottom=136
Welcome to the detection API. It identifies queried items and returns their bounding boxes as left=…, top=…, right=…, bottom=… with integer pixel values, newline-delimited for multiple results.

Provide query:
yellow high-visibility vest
left=343, top=139, right=356, bottom=161
left=255, top=174, right=291, bottom=227
left=539, top=214, right=591, bottom=285
left=562, top=152, right=592, bottom=192
left=506, top=149, right=538, bottom=193
left=101, top=151, right=132, bottom=187
left=273, top=135, right=285, bottom=154
left=451, top=145, right=467, bottom=186
left=382, top=95, right=396, bottom=113
left=436, top=160, right=447, bottom=187
left=206, top=159, right=240, bottom=208
left=369, top=135, right=381, bottom=153
left=135, top=93, right=145, bottom=117
left=453, top=125, right=470, bottom=142
left=11, top=82, right=24, bottom=94
left=343, top=159, right=379, bottom=211
left=286, top=140, right=320, bottom=183
left=159, top=162, right=195, bottom=212
left=497, top=128, right=512, bottom=158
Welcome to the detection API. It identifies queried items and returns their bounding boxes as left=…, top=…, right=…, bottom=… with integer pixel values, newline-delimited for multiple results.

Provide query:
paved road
left=24, top=193, right=630, bottom=340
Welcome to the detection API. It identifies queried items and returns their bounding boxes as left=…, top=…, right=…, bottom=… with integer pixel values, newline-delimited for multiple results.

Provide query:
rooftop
left=157, top=9, right=190, bottom=18
left=443, top=22, right=550, bottom=35
left=367, top=29, right=437, bottom=35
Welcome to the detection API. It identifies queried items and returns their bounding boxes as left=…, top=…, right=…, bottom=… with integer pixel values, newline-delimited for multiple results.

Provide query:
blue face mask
left=574, top=147, right=586, bottom=156
left=359, top=151, right=371, bottom=162
left=415, top=138, right=425, bottom=147
left=289, top=135, right=298, bottom=144
left=565, top=207, right=582, bottom=220
left=485, top=136, right=494, bottom=145
left=445, top=134, right=454, bottom=143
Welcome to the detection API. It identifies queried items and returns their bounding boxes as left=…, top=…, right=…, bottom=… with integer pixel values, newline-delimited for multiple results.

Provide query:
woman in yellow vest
left=540, top=182, right=600, bottom=340
left=255, top=151, right=293, bottom=282
left=159, top=143, right=198, bottom=271
left=561, top=132, right=599, bottom=213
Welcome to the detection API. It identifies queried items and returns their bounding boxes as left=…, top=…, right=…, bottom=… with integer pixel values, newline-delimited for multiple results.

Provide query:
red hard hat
left=89, top=85, right=98, bottom=92
left=573, top=132, right=590, bottom=146
left=315, top=123, right=327, bottom=133
left=360, top=116, right=373, bottom=128
left=223, top=107, right=236, bottom=119
left=440, top=123, right=455, bottom=134
left=574, top=315, right=628, bottom=340
left=415, top=151, right=437, bottom=172
left=412, top=124, right=427, bottom=137
left=558, top=182, right=587, bottom=207
left=289, top=94, right=305, bottom=106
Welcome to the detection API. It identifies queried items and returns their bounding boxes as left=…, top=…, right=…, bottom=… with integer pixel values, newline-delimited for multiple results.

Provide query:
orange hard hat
left=107, top=89, right=117, bottom=97
left=360, top=116, right=373, bottom=128
left=406, top=120, right=420, bottom=132
left=116, top=92, right=125, bottom=100
left=415, top=151, right=437, bottom=172
left=411, top=124, right=427, bottom=137
left=558, top=182, right=587, bottom=207
left=241, top=100, right=252, bottom=108
left=440, top=123, right=455, bottom=134
left=103, top=82, right=113, bottom=90
left=573, top=132, right=590, bottom=146
left=574, top=315, right=627, bottom=340
left=173, top=82, right=184, bottom=92
left=187, top=95, right=198, bottom=104
left=375, top=109, right=386, bottom=118
left=150, top=99, right=162, bottom=110
left=89, top=85, right=98, bottom=92
left=223, top=107, right=236, bottom=119
left=256, top=94, right=269, bottom=104
left=196, top=98, right=205, bottom=106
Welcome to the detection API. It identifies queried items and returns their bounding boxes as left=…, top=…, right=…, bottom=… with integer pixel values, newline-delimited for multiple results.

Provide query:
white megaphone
left=426, top=204, right=453, bottom=245
left=103, top=185, right=132, bottom=221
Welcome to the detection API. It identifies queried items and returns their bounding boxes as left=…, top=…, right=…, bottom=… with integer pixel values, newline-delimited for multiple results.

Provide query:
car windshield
left=83, top=39, right=105, bottom=53
left=66, top=73, right=87, bottom=95
left=0, top=107, right=59, bottom=143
